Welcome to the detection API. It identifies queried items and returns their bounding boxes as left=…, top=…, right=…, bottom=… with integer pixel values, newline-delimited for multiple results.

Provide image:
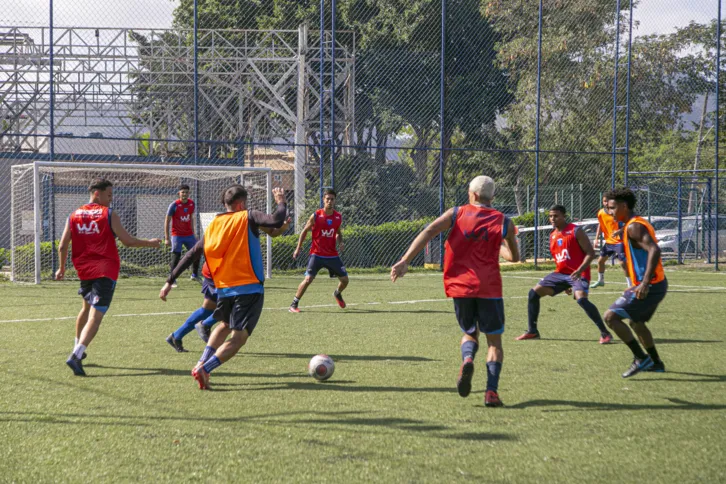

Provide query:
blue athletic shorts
left=453, top=298, right=505, bottom=335
left=172, top=235, right=197, bottom=253
left=213, top=293, right=264, bottom=334
left=600, top=242, right=626, bottom=262
left=201, top=277, right=217, bottom=302
left=78, top=277, right=116, bottom=313
left=538, top=272, right=590, bottom=295
left=609, top=279, right=668, bottom=323
left=305, top=255, right=348, bottom=278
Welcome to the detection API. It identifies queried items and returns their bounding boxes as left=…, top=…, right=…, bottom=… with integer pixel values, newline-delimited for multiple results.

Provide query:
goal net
left=11, top=161, right=272, bottom=283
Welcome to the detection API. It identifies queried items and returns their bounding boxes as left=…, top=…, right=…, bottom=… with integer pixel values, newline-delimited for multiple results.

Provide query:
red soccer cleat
left=484, top=390, right=504, bottom=408
left=289, top=305, right=301, bottom=313
left=192, top=366, right=210, bottom=390
left=334, top=291, right=346, bottom=309
left=515, top=331, right=540, bottom=341
left=599, top=334, right=613, bottom=345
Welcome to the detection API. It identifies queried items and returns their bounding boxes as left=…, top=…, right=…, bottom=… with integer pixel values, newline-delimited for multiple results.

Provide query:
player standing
left=159, top=186, right=287, bottom=389
left=391, top=176, right=519, bottom=407
left=56, top=178, right=161, bottom=376
left=604, top=188, right=667, bottom=377
left=590, top=195, right=631, bottom=289
left=289, top=189, right=348, bottom=313
left=515, top=205, right=613, bottom=344
left=164, top=184, right=200, bottom=284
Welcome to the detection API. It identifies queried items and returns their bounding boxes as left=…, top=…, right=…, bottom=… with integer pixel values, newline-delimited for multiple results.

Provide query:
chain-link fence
left=1, top=0, right=724, bottom=278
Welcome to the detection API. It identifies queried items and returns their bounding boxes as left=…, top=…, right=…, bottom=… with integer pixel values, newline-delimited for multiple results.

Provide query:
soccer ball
left=308, top=354, right=335, bottom=381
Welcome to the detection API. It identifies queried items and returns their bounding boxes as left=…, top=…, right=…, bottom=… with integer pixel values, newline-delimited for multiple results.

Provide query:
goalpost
left=11, top=161, right=273, bottom=284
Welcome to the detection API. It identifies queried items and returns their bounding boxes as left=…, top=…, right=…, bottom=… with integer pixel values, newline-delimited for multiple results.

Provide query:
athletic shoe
left=515, top=331, right=540, bottom=341
left=81, top=352, right=87, bottom=360
left=456, top=357, right=475, bottom=398
left=192, top=366, right=210, bottom=390
left=590, top=280, right=605, bottom=289
left=621, top=356, right=654, bottom=378
left=484, top=390, right=504, bottom=407
left=171, top=282, right=178, bottom=288
left=195, top=322, right=211, bottom=343
left=166, top=334, right=188, bottom=353
left=599, top=334, right=613, bottom=345
left=334, top=291, right=346, bottom=309
left=190, top=274, right=202, bottom=283
left=289, top=304, right=300, bottom=313
left=645, top=360, right=666, bottom=373
left=66, top=354, right=86, bottom=377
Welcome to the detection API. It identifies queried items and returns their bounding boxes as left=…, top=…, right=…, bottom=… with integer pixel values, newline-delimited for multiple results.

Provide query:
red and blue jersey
left=167, top=199, right=195, bottom=237
left=550, top=223, right=590, bottom=280
left=69, top=203, right=120, bottom=281
left=310, top=209, right=342, bottom=257
left=443, top=204, right=507, bottom=299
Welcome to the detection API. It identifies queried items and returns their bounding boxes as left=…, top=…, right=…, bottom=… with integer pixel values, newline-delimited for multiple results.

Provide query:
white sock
left=72, top=344, right=86, bottom=359
left=598, top=272, right=604, bottom=282
left=626, top=277, right=632, bottom=287
left=74, top=337, right=79, bottom=346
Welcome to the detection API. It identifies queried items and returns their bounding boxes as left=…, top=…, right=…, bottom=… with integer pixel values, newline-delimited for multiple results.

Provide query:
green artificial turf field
left=0, top=270, right=724, bottom=482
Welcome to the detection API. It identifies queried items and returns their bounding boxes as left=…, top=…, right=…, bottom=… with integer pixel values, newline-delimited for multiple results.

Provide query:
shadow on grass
left=297, top=308, right=451, bottom=315
left=535, top=337, right=722, bottom=345
left=508, top=397, right=726, bottom=411
left=627, top=370, right=726, bottom=383
left=211, top=381, right=454, bottom=394
left=83, top=364, right=302, bottom=379
left=245, top=352, right=436, bottom=362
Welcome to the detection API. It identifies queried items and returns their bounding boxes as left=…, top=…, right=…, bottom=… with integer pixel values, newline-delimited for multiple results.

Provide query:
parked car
left=579, top=216, right=677, bottom=249
left=657, top=216, right=726, bottom=256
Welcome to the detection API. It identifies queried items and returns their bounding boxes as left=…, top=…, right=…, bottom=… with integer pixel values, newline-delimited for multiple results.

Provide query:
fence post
left=715, top=0, right=721, bottom=270
left=534, top=0, right=544, bottom=268
left=677, top=177, right=683, bottom=264
left=330, top=0, right=336, bottom=189
left=319, top=0, right=325, bottom=208
left=193, top=0, right=199, bottom=163
left=438, top=0, right=447, bottom=270
left=707, top=178, right=713, bottom=263
left=611, top=0, right=622, bottom=189
left=623, top=0, right=634, bottom=186
left=49, top=0, right=55, bottom=160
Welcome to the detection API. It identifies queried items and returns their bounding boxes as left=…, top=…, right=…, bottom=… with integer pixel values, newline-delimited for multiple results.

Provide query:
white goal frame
left=12, top=161, right=273, bottom=284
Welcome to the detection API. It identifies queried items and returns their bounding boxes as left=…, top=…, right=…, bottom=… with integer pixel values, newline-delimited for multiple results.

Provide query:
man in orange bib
left=590, top=195, right=631, bottom=289
left=604, top=188, right=668, bottom=378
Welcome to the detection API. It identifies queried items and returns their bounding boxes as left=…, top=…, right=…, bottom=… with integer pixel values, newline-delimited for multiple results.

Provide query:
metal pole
left=715, top=0, right=721, bottom=270
left=49, top=0, right=55, bottom=160
left=33, top=163, right=42, bottom=284
left=534, top=0, right=544, bottom=268
left=707, top=178, right=713, bottom=263
left=677, top=177, right=683, bottom=264
left=623, top=0, right=634, bottom=186
left=330, top=0, right=336, bottom=189
left=266, top=170, right=273, bottom=279
left=610, top=0, right=622, bottom=189
left=193, top=0, right=199, bottom=163
left=438, top=0, right=447, bottom=270
left=319, top=0, right=325, bottom=208
left=50, top=174, right=56, bottom=275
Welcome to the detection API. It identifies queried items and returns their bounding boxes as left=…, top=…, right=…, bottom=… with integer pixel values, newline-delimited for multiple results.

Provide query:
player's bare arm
left=112, top=211, right=162, bottom=249
left=292, top=214, right=315, bottom=259
left=160, top=237, right=205, bottom=301
left=571, top=227, right=596, bottom=280
left=499, top=219, right=520, bottom=263
left=164, top=214, right=171, bottom=246
left=55, top=219, right=72, bottom=281
left=628, top=222, right=661, bottom=300
left=391, top=208, right=454, bottom=282
left=336, top=230, right=344, bottom=253
left=261, top=217, right=292, bottom=237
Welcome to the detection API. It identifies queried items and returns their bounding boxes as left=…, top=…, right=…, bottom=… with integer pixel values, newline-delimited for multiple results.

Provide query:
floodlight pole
left=331, top=0, right=336, bottom=189
left=49, top=0, right=55, bottom=160
left=319, top=0, right=325, bottom=208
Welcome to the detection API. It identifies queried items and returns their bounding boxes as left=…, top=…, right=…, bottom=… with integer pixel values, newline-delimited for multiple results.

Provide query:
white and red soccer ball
left=308, top=354, right=335, bottom=381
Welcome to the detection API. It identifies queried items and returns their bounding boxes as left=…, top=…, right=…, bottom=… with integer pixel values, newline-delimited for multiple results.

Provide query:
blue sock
left=460, top=340, right=479, bottom=361
left=201, top=314, right=217, bottom=328
left=577, top=298, right=609, bottom=335
left=173, top=308, right=213, bottom=340
left=527, top=289, right=541, bottom=333
left=199, top=346, right=216, bottom=365
left=203, top=356, right=222, bottom=374
left=486, top=361, right=502, bottom=392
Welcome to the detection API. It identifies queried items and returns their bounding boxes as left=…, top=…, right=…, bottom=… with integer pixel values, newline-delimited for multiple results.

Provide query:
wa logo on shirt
left=180, top=214, right=191, bottom=222
left=555, top=249, right=570, bottom=263
left=76, top=220, right=100, bottom=235
left=321, top=228, right=335, bottom=237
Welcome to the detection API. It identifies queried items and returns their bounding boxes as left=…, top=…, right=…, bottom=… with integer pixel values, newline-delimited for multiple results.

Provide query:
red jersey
left=310, top=209, right=342, bottom=257
left=167, top=199, right=195, bottom=236
left=550, top=223, right=590, bottom=280
left=443, top=205, right=506, bottom=298
left=202, top=260, right=212, bottom=280
left=69, top=203, right=120, bottom=281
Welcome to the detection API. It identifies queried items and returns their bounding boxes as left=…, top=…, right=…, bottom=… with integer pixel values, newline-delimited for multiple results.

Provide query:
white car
left=579, top=216, right=677, bottom=249
left=657, top=216, right=726, bottom=257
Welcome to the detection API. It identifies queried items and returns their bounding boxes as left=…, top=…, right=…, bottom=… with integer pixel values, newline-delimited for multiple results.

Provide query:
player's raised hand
left=159, top=282, right=173, bottom=301
left=391, top=260, right=409, bottom=282
left=272, top=187, right=285, bottom=204
left=54, top=268, right=65, bottom=281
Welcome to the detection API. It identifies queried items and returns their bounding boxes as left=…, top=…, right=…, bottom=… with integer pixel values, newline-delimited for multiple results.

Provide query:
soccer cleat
left=622, top=356, right=654, bottom=378
left=289, top=304, right=301, bottom=313
left=81, top=352, right=87, bottom=360
left=334, top=291, right=346, bottom=309
left=66, top=354, right=86, bottom=376
left=599, top=334, right=613, bottom=345
left=195, top=322, right=211, bottom=343
left=515, top=331, right=540, bottom=341
left=190, top=274, right=202, bottom=283
left=192, top=366, right=210, bottom=390
left=590, top=280, right=605, bottom=289
left=484, top=390, right=504, bottom=408
left=456, top=357, right=475, bottom=398
left=171, top=282, right=178, bottom=288
left=645, top=360, right=666, bottom=373
left=166, top=334, right=188, bottom=353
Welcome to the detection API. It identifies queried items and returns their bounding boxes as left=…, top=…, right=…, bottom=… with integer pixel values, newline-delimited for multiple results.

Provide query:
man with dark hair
left=289, top=188, right=348, bottom=313
left=164, top=183, right=200, bottom=285
left=516, top=205, right=613, bottom=344
left=604, top=188, right=667, bottom=377
left=159, top=185, right=287, bottom=390
left=590, top=193, right=631, bottom=289
left=56, top=178, right=162, bottom=376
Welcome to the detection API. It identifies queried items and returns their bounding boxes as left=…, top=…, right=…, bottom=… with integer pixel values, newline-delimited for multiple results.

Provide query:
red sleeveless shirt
left=70, top=203, right=120, bottom=281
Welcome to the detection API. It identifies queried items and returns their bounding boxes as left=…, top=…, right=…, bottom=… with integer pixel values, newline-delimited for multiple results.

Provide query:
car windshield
left=658, top=219, right=698, bottom=231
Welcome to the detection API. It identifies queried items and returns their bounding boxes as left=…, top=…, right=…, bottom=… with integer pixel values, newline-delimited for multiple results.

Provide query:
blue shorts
left=172, top=235, right=197, bottom=253
left=78, top=277, right=116, bottom=313
left=600, top=242, right=626, bottom=262
left=453, top=298, right=505, bottom=335
left=201, top=277, right=217, bottom=302
left=538, top=272, right=590, bottom=295
left=609, top=279, right=668, bottom=323
left=305, top=255, right=348, bottom=278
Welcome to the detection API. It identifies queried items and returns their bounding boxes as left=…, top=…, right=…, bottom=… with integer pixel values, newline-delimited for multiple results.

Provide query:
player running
left=159, top=185, right=287, bottom=389
left=391, top=176, right=519, bottom=408
left=289, top=188, right=348, bottom=313
left=515, top=205, right=613, bottom=344
left=164, top=184, right=200, bottom=285
left=603, top=188, right=668, bottom=377
left=56, top=178, right=162, bottom=376
left=590, top=195, right=631, bottom=289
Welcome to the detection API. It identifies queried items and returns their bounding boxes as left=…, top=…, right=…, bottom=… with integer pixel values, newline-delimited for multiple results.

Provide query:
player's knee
left=604, top=310, right=618, bottom=326
left=304, top=275, right=315, bottom=284
left=339, top=276, right=349, bottom=284
left=528, top=288, right=540, bottom=302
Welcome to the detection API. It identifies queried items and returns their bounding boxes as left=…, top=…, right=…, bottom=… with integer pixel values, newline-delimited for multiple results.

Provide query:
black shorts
left=78, top=277, right=116, bottom=313
left=609, top=279, right=668, bottom=323
left=453, top=298, right=505, bottom=335
left=305, top=255, right=348, bottom=278
left=213, top=293, right=264, bottom=334
left=201, top=277, right=217, bottom=302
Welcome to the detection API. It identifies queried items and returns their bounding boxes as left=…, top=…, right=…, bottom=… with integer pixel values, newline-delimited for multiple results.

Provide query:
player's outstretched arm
left=293, top=214, right=315, bottom=259
left=500, top=219, right=520, bottom=263
left=55, top=218, right=72, bottom=280
left=628, top=223, right=661, bottom=299
left=572, top=226, right=596, bottom=280
left=161, top=237, right=205, bottom=301
left=111, top=212, right=162, bottom=249
left=391, top=208, right=454, bottom=282
left=261, top=217, right=292, bottom=237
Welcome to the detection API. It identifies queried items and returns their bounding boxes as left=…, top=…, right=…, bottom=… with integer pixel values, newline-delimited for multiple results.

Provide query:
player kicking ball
left=289, top=189, right=348, bottom=313
left=56, top=178, right=161, bottom=376
left=391, top=176, right=520, bottom=407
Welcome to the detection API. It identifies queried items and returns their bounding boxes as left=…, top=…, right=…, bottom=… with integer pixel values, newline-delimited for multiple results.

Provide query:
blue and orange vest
left=623, top=216, right=666, bottom=286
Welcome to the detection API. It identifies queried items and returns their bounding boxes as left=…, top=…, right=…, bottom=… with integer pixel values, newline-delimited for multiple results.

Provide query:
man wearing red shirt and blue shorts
left=391, top=176, right=520, bottom=407
left=164, top=184, right=200, bottom=282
